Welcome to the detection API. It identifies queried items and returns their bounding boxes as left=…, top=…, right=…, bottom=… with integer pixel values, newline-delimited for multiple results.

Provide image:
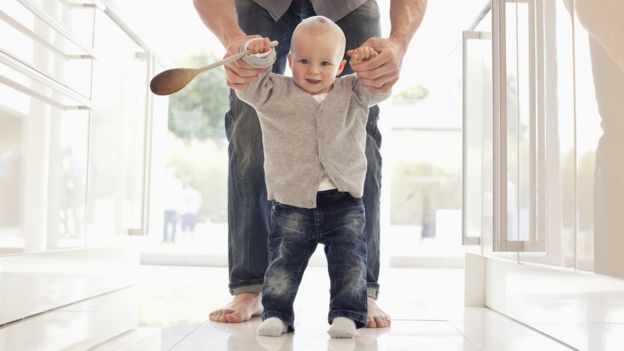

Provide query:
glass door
left=462, top=4, right=493, bottom=249
left=491, top=0, right=545, bottom=252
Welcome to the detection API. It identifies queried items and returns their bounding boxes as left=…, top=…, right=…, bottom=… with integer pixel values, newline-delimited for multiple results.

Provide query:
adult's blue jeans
left=263, top=190, right=368, bottom=330
left=227, top=0, right=382, bottom=299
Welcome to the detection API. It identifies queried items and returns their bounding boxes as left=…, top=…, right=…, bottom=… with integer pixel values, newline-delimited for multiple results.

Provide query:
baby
left=235, top=16, right=390, bottom=338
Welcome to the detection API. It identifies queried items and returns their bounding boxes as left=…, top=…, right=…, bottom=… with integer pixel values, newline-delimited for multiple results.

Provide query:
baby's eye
left=299, top=59, right=309, bottom=64
left=321, top=61, right=332, bottom=66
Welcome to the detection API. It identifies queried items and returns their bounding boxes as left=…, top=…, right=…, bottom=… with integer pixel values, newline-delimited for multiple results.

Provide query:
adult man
left=193, top=0, right=427, bottom=328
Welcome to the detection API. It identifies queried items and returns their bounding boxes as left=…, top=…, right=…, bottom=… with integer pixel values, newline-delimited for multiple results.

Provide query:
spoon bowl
left=150, top=68, right=197, bottom=96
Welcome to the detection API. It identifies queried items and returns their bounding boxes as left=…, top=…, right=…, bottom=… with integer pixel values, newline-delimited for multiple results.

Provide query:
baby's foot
left=257, top=317, right=288, bottom=337
left=327, top=317, right=356, bottom=338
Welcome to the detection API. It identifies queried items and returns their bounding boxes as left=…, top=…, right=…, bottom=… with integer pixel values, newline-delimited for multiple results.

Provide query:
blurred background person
left=181, top=180, right=203, bottom=240
left=163, top=167, right=183, bottom=242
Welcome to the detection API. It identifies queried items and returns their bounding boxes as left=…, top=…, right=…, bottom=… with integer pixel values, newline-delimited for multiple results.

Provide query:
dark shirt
left=252, top=0, right=370, bottom=22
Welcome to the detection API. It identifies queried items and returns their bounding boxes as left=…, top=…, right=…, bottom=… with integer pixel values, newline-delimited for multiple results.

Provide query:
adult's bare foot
left=366, top=297, right=391, bottom=328
left=209, top=292, right=263, bottom=323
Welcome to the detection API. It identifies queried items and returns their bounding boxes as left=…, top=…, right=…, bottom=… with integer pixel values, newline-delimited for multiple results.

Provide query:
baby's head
left=288, top=16, right=347, bottom=95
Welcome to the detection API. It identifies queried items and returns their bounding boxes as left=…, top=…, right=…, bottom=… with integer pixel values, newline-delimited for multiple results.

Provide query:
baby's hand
left=246, top=37, right=272, bottom=54
left=347, top=46, right=378, bottom=65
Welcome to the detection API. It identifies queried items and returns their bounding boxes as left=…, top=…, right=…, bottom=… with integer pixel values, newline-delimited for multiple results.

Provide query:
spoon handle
left=197, top=40, right=279, bottom=73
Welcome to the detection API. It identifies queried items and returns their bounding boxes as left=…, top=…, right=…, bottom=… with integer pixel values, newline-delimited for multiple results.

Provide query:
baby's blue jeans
left=262, top=190, right=368, bottom=331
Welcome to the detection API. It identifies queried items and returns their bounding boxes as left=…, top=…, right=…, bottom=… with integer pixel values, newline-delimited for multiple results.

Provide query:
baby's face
left=288, top=30, right=345, bottom=95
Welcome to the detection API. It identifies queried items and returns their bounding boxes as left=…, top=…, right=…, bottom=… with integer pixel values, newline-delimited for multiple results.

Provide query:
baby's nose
left=308, top=64, right=320, bottom=73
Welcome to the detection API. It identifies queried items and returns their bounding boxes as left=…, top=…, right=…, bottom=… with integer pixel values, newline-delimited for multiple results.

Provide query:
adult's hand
left=348, top=37, right=407, bottom=93
left=223, top=34, right=266, bottom=89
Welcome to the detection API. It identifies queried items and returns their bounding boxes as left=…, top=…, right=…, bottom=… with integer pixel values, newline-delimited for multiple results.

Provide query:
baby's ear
left=336, top=59, right=347, bottom=76
left=287, top=53, right=293, bottom=68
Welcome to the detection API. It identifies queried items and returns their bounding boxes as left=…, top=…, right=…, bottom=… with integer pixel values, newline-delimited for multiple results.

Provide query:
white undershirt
left=311, top=93, right=337, bottom=191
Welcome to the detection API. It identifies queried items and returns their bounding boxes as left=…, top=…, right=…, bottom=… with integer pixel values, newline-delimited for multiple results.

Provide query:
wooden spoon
left=150, top=40, right=278, bottom=96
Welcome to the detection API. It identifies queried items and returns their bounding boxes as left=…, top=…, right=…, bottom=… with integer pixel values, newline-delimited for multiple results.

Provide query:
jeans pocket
left=270, top=202, right=296, bottom=225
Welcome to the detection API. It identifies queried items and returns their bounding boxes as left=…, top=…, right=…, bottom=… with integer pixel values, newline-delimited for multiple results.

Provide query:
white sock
left=327, top=317, right=356, bottom=338
left=257, top=317, right=288, bottom=337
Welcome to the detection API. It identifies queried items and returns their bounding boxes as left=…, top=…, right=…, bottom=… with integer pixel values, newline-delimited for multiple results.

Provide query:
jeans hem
left=262, top=311, right=295, bottom=332
left=328, top=310, right=368, bottom=329
left=229, top=281, right=264, bottom=295
left=367, top=284, right=379, bottom=299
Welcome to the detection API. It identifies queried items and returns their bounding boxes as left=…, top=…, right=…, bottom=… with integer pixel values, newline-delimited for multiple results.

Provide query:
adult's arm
left=193, top=0, right=266, bottom=89
left=349, top=0, right=427, bottom=93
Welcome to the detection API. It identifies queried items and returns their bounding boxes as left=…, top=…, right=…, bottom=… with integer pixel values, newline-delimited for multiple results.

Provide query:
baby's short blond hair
left=292, top=16, right=346, bottom=60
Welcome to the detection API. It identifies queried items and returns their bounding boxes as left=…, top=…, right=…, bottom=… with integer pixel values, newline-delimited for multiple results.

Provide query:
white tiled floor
left=0, top=266, right=575, bottom=350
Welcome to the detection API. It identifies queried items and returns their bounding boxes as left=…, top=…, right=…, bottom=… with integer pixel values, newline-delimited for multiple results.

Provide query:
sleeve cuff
left=240, top=40, right=276, bottom=68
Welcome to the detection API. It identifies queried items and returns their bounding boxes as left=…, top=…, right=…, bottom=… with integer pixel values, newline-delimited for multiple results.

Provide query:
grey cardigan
left=236, top=71, right=389, bottom=208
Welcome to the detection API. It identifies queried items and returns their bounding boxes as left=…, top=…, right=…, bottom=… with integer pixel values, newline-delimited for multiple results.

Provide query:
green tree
left=168, top=53, right=229, bottom=139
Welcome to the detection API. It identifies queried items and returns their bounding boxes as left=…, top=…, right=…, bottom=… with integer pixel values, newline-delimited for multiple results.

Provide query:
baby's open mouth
left=306, top=79, right=321, bottom=84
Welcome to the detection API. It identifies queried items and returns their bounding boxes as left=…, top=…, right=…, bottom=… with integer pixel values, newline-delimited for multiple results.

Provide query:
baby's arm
left=235, top=37, right=279, bottom=107
left=348, top=47, right=391, bottom=106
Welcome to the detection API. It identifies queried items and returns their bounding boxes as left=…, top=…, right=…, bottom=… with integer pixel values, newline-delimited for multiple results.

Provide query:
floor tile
left=0, top=309, right=136, bottom=350
left=449, top=308, right=573, bottom=350
left=172, top=319, right=481, bottom=351
left=532, top=322, right=624, bottom=351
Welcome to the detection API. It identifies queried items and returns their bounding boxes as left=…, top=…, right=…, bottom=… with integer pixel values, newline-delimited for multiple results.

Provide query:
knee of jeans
left=264, top=267, right=294, bottom=298
left=340, top=265, right=367, bottom=298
